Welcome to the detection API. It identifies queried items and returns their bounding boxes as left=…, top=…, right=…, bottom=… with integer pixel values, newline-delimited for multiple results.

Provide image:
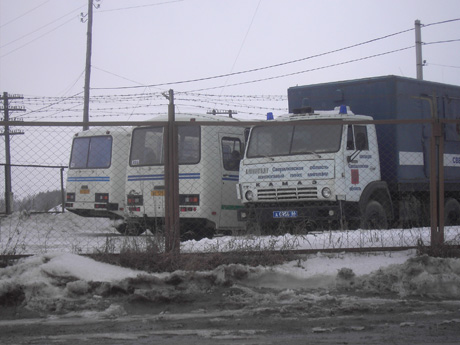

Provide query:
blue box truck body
left=288, top=75, right=460, bottom=192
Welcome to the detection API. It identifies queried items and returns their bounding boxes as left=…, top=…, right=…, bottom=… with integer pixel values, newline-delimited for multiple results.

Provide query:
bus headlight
left=245, top=190, right=254, bottom=201
left=321, top=187, right=332, bottom=199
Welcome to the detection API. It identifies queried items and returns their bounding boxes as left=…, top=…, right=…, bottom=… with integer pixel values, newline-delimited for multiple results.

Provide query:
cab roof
left=275, top=106, right=373, bottom=122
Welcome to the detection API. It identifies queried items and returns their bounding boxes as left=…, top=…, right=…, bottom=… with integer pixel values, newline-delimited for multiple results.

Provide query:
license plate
left=151, top=190, right=165, bottom=196
left=273, top=210, right=298, bottom=218
left=80, top=189, right=90, bottom=194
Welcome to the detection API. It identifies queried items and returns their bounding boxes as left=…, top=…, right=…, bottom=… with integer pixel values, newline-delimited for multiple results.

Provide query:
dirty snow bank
left=1, top=250, right=460, bottom=315
left=338, top=255, right=460, bottom=298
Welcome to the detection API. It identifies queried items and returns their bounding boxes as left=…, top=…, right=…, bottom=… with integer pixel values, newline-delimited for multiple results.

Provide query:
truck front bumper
left=237, top=202, right=343, bottom=223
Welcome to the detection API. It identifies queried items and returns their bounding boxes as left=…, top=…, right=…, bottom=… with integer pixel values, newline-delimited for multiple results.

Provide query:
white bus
left=124, top=113, right=246, bottom=239
left=65, top=127, right=130, bottom=221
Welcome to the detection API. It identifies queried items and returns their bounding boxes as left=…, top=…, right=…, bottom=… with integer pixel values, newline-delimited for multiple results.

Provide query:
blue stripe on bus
left=179, top=173, right=200, bottom=179
left=128, top=173, right=201, bottom=181
left=67, top=176, right=110, bottom=182
left=222, top=175, right=239, bottom=181
left=127, top=174, right=164, bottom=181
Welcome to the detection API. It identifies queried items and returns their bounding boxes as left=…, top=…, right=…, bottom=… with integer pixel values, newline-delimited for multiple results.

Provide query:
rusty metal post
left=60, top=167, right=66, bottom=214
left=164, top=89, right=180, bottom=254
left=429, top=121, right=439, bottom=245
left=437, top=122, right=445, bottom=244
left=430, top=120, right=445, bottom=246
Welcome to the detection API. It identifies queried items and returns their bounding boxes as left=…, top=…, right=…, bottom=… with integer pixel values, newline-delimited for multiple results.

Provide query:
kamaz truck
left=236, top=76, right=460, bottom=232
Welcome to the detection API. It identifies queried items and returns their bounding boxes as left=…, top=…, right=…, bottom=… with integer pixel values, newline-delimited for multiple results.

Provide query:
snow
left=1, top=211, right=460, bottom=324
left=2, top=249, right=460, bottom=319
left=1, top=211, right=459, bottom=256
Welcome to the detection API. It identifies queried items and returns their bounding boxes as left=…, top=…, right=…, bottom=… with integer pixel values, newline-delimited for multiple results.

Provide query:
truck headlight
left=321, top=187, right=332, bottom=199
left=245, top=190, right=254, bottom=201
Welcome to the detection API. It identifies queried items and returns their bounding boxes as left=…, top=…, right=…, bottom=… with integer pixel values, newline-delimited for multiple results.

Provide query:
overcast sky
left=1, top=0, right=460, bottom=120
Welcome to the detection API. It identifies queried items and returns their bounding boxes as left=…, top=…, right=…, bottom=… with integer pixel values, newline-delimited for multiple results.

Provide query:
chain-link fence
left=1, top=115, right=459, bottom=258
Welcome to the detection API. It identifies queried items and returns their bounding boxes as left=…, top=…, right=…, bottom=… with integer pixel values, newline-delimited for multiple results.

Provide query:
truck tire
left=444, top=198, right=460, bottom=226
left=361, top=201, right=388, bottom=230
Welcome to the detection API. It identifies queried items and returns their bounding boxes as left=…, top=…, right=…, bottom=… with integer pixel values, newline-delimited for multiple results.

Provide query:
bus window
left=130, top=127, right=163, bottom=166
left=130, top=125, right=200, bottom=166
left=178, top=125, right=200, bottom=164
left=70, top=136, right=112, bottom=169
left=87, top=136, right=112, bottom=168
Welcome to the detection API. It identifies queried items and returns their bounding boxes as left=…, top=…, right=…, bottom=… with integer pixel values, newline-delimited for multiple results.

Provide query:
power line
left=221, top=0, right=262, bottom=93
left=427, top=63, right=460, bottom=69
left=423, top=18, right=460, bottom=28
left=97, top=0, right=184, bottom=13
left=0, top=5, right=85, bottom=50
left=424, top=39, right=460, bottom=45
left=187, top=46, right=415, bottom=92
left=0, top=0, right=51, bottom=28
left=91, top=17, right=460, bottom=91
left=93, top=27, right=415, bottom=90
left=92, top=65, right=164, bottom=92
left=0, top=16, right=77, bottom=58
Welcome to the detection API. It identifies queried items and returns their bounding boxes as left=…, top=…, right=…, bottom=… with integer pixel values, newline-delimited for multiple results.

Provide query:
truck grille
left=257, top=186, right=318, bottom=201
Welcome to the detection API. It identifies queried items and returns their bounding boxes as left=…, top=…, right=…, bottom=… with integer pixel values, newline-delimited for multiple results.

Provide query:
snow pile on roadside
left=339, top=255, right=460, bottom=298
left=1, top=250, right=460, bottom=316
left=0, top=253, right=144, bottom=312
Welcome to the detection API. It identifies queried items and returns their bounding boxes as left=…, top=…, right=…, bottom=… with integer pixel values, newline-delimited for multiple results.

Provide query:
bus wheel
left=115, top=223, right=146, bottom=236
left=444, top=198, right=460, bottom=226
left=361, top=201, right=388, bottom=230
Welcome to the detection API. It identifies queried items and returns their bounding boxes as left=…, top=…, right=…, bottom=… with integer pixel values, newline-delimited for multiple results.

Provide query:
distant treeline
left=0, top=190, right=63, bottom=213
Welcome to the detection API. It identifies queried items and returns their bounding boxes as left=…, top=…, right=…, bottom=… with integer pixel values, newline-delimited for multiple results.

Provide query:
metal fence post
left=60, top=167, right=66, bottom=214
left=164, top=89, right=180, bottom=254
left=430, top=120, right=445, bottom=246
left=437, top=121, right=445, bottom=244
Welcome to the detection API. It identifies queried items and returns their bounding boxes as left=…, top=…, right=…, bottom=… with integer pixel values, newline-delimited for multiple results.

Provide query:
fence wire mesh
left=1, top=118, right=459, bottom=258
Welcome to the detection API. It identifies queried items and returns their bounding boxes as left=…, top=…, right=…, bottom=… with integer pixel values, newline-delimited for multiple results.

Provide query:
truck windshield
left=247, top=123, right=342, bottom=158
left=69, top=136, right=112, bottom=169
left=130, top=125, right=200, bottom=166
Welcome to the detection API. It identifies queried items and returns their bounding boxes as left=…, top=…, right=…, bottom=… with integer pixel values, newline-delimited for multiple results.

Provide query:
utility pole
left=1, top=92, right=25, bottom=214
left=81, top=0, right=99, bottom=131
left=415, top=19, right=424, bottom=80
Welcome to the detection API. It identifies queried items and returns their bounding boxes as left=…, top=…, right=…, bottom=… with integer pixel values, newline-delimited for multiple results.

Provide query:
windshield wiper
left=261, top=154, right=275, bottom=161
left=304, top=151, right=322, bottom=159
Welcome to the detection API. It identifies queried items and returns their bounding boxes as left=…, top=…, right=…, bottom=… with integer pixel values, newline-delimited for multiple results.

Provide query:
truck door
left=344, top=124, right=380, bottom=202
left=219, top=134, right=244, bottom=229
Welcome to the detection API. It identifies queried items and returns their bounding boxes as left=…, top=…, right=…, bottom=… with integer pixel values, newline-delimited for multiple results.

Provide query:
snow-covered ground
left=1, top=211, right=459, bottom=256
left=1, top=233, right=460, bottom=343
left=1, top=250, right=460, bottom=319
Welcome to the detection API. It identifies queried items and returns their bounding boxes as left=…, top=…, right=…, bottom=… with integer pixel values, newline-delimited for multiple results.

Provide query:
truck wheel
left=444, top=198, right=460, bottom=226
left=361, top=201, right=388, bottom=230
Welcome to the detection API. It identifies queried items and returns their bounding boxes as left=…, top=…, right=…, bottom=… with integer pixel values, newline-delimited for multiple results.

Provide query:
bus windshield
left=130, top=125, right=200, bottom=166
left=246, top=123, right=343, bottom=158
left=69, top=136, right=112, bottom=169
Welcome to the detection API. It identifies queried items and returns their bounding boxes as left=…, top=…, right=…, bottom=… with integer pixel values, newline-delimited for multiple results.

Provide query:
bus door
left=218, top=134, right=244, bottom=229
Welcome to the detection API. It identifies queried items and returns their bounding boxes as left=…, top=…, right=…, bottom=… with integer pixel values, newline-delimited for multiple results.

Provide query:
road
left=1, top=284, right=459, bottom=344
